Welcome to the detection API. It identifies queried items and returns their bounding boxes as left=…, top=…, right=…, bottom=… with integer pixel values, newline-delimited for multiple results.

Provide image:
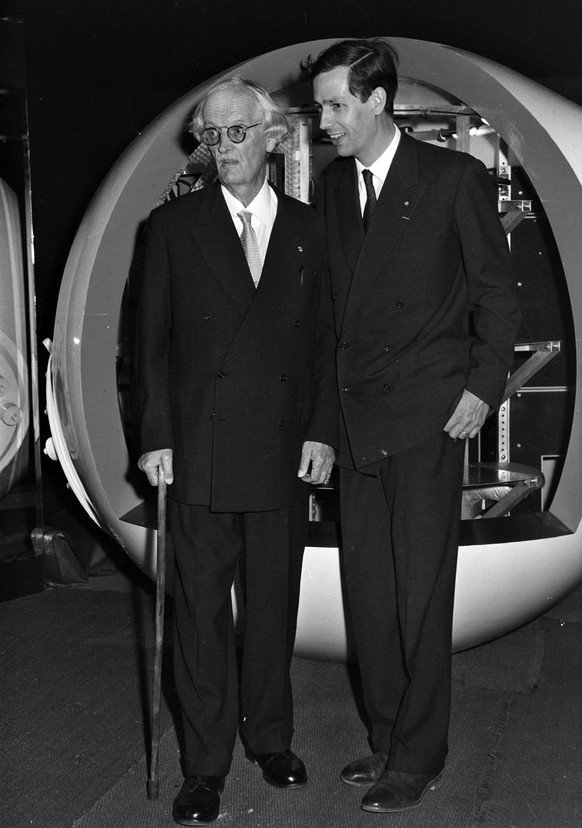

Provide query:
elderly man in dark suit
left=306, top=39, right=520, bottom=814
left=134, top=76, right=336, bottom=826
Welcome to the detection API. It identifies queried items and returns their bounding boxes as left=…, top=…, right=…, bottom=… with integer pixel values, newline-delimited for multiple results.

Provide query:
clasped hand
left=138, top=449, right=174, bottom=486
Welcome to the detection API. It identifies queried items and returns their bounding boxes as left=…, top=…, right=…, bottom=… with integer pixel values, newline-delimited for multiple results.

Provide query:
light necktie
left=238, top=210, right=262, bottom=288
left=362, top=169, right=377, bottom=232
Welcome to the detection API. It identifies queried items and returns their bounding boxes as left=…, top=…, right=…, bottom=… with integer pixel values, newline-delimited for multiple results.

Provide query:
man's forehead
left=313, top=67, right=353, bottom=103
left=202, top=89, right=259, bottom=124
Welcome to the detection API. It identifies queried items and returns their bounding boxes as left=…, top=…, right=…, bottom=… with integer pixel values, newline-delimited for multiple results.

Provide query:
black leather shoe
left=172, top=775, right=224, bottom=826
left=361, top=769, right=443, bottom=813
left=340, top=752, right=388, bottom=787
left=248, top=750, right=307, bottom=788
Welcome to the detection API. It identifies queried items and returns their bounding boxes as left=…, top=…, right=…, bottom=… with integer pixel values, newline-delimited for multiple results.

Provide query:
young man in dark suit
left=134, top=76, right=336, bottom=825
left=306, top=38, right=520, bottom=814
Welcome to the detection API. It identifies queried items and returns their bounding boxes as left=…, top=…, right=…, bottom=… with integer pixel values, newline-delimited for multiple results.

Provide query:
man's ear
left=370, top=86, right=387, bottom=115
left=266, top=135, right=277, bottom=153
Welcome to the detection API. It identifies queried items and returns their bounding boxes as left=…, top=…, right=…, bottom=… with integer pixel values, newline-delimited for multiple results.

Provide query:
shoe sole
left=172, top=811, right=219, bottom=826
left=361, top=773, right=443, bottom=813
left=263, top=775, right=308, bottom=789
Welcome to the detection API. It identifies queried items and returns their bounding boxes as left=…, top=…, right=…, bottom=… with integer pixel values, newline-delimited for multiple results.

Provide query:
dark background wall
left=6, top=0, right=582, bottom=337
left=0, top=0, right=580, bottom=585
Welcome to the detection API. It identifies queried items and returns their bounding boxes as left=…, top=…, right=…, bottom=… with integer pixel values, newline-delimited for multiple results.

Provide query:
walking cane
left=147, top=467, right=167, bottom=800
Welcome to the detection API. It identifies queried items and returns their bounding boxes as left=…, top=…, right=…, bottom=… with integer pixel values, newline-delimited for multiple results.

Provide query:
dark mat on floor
left=0, top=587, right=175, bottom=828
left=477, top=615, right=582, bottom=827
left=74, top=667, right=511, bottom=828
left=2, top=585, right=581, bottom=827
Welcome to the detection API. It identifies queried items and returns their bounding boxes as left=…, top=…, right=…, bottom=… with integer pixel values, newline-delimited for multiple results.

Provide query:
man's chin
left=333, top=141, right=351, bottom=157
left=217, top=172, right=242, bottom=188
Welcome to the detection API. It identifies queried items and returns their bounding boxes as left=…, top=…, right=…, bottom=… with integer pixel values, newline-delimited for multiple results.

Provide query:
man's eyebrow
left=314, top=95, right=343, bottom=105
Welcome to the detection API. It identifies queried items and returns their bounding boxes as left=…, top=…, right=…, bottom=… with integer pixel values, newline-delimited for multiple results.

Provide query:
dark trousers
left=169, top=498, right=307, bottom=778
left=340, top=431, right=465, bottom=775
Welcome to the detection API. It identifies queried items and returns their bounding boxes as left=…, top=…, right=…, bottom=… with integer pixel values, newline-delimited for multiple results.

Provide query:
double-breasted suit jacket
left=134, top=181, right=337, bottom=511
left=316, top=132, right=520, bottom=469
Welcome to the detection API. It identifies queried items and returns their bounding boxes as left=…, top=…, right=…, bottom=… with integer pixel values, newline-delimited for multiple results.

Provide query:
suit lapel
left=220, top=189, right=305, bottom=363
left=193, top=182, right=256, bottom=317
left=258, top=189, right=302, bottom=295
left=340, top=133, right=426, bottom=333
left=336, top=161, right=364, bottom=272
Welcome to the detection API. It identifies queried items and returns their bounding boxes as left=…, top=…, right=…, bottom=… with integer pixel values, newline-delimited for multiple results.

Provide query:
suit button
left=217, top=370, right=225, bottom=379
left=203, top=314, right=211, bottom=321
left=294, top=320, right=302, bottom=327
left=383, top=383, right=392, bottom=391
left=339, top=342, right=348, bottom=350
left=383, top=346, right=392, bottom=353
left=280, top=374, right=288, bottom=382
left=395, top=300, right=404, bottom=309
left=210, top=413, right=216, bottom=421
left=279, top=419, right=286, bottom=427
left=331, top=293, right=337, bottom=301
left=342, top=387, right=352, bottom=392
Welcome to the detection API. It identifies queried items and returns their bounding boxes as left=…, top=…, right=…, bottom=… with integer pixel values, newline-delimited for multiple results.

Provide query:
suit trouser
left=168, top=498, right=307, bottom=778
left=340, top=430, right=465, bottom=775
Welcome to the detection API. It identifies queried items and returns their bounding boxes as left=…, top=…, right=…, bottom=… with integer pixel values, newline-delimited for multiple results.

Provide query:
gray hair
left=189, top=76, right=291, bottom=147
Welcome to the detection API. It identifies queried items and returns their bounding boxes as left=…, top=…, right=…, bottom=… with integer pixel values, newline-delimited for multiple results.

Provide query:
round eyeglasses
left=200, top=123, right=263, bottom=146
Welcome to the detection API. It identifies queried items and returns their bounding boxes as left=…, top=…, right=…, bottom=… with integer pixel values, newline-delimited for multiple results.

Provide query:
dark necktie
left=362, top=169, right=377, bottom=232
left=238, top=210, right=262, bottom=288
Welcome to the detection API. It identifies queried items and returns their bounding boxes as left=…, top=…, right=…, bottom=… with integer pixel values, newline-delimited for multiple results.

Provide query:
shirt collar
left=221, top=178, right=276, bottom=225
left=355, top=125, right=401, bottom=184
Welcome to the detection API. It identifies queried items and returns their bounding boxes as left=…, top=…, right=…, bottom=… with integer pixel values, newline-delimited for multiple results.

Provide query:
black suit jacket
left=316, top=132, right=520, bottom=469
left=134, top=181, right=337, bottom=510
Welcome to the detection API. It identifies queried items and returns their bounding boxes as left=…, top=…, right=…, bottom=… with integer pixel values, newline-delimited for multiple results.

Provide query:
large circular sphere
left=52, top=38, right=582, bottom=658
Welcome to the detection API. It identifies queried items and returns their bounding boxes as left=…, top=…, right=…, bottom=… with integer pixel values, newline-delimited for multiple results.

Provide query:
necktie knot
left=239, top=210, right=253, bottom=228
left=237, top=210, right=262, bottom=287
left=362, top=169, right=377, bottom=232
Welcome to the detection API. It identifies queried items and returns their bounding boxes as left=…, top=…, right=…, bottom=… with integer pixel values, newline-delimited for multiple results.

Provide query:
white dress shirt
left=355, top=126, right=401, bottom=215
left=222, top=179, right=278, bottom=266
